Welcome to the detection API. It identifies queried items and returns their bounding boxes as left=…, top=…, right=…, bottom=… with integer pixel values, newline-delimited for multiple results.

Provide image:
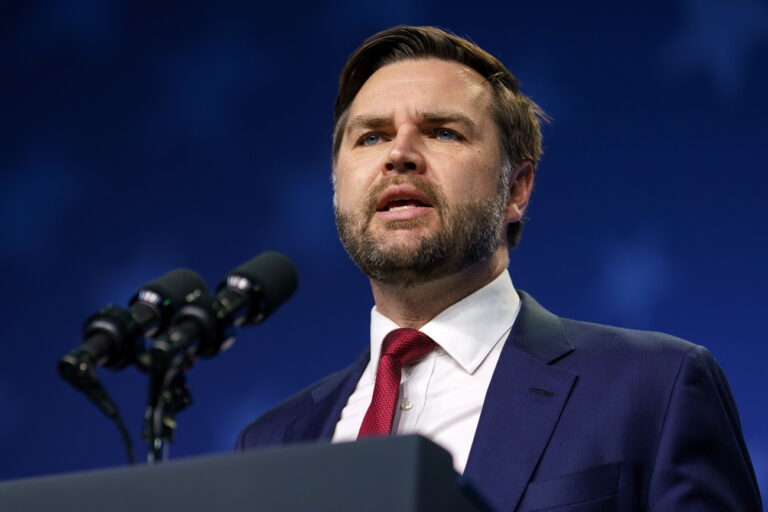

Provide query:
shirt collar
left=369, top=269, right=520, bottom=374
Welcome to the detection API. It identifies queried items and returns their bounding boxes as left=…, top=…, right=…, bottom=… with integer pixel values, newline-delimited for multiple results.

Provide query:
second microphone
left=150, top=251, right=298, bottom=374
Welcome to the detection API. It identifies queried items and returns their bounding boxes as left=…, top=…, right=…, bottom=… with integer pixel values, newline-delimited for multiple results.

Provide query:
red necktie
left=357, top=328, right=436, bottom=439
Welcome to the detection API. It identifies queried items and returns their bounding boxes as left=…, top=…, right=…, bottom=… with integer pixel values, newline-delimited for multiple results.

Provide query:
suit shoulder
left=236, top=361, right=363, bottom=450
left=559, top=317, right=700, bottom=357
left=554, top=317, right=730, bottom=401
left=516, top=291, right=706, bottom=366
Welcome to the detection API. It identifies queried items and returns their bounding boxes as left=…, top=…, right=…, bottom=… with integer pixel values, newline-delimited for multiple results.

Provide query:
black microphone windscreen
left=134, top=268, right=208, bottom=306
left=228, top=252, right=298, bottom=319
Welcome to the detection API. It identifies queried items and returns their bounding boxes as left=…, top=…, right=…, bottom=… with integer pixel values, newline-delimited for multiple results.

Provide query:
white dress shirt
left=331, top=270, right=521, bottom=474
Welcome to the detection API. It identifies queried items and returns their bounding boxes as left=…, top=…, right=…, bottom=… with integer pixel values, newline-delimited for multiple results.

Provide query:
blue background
left=0, top=0, right=765, bottom=504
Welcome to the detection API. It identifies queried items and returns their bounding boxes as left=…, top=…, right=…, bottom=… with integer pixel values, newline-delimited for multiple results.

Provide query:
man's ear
left=506, top=161, right=535, bottom=223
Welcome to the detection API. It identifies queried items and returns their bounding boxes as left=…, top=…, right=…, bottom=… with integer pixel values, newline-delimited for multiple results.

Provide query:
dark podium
left=0, top=436, right=488, bottom=512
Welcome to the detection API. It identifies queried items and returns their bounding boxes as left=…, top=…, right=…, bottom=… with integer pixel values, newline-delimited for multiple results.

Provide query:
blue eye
left=361, top=134, right=381, bottom=146
left=435, top=129, right=460, bottom=141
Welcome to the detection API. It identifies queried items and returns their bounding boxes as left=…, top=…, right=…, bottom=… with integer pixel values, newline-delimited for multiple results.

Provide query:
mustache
left=362, top=176, right=443, bottom=220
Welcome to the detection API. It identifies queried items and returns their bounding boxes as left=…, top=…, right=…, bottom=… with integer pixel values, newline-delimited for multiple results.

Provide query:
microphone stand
left=144, top=357, right=193, bottom=463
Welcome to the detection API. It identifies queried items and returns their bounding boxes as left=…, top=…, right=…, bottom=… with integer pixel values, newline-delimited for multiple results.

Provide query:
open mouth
left=375, top=186, right=435, bottom=214
left=377, top=198, right=432, bottom=212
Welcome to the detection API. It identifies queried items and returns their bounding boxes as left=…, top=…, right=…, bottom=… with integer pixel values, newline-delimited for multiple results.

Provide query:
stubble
left=335, top=177, right=507, bottom=287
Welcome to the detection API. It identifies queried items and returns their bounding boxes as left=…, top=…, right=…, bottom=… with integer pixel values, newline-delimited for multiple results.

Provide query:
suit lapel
left=284, top=348, right=370, bottom=443
left=463, top=291, right=577, bottom=512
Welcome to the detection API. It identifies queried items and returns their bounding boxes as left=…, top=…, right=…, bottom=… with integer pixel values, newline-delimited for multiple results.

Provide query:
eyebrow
left=420, top=110, right=479, bottom=135
left=345, top=110, right=479, bottom=137
left=345, top=115, right=392, bottom=136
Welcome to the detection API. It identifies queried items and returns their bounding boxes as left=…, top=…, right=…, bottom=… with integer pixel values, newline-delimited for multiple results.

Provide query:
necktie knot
left=381, top=328, right=436, bottom=365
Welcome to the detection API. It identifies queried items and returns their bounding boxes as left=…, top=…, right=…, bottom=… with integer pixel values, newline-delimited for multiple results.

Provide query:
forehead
left=348, top=58, right=494, bottom=118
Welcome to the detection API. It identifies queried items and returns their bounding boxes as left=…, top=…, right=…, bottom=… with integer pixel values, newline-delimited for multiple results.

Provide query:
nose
left=384, top=128, right=424, bottom=174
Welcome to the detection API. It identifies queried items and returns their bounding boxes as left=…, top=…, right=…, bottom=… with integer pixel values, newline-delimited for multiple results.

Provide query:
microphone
left=150, top=252, right=298, bottom=372
left=59, top=268, right=208, bottom=381
left=58, top=268, right=208, bottom=465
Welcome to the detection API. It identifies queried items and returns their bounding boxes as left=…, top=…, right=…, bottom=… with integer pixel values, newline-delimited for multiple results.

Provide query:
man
left=238, top=26, right=762, bottom=511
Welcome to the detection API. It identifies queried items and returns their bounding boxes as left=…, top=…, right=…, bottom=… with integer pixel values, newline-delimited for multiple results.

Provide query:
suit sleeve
left=647, top=345, right=763, bottom=511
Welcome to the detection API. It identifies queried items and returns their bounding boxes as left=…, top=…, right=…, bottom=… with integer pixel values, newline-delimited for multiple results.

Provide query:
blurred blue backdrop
left=0, top=0, right=765, bottom=504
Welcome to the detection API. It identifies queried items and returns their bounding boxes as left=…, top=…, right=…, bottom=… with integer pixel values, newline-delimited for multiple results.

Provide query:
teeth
left=390, top=205, right=417, bottom=211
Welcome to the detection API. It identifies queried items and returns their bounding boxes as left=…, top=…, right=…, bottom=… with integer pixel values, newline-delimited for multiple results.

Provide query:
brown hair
left=332, top=26, right=545, bottom=247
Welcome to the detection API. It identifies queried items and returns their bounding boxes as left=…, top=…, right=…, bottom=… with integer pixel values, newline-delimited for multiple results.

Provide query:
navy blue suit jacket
left=238, top=292, right=762, bottom=511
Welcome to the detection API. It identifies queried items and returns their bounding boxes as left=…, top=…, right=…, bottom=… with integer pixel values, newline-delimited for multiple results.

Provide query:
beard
left=335, top=177, right=507, bottom=287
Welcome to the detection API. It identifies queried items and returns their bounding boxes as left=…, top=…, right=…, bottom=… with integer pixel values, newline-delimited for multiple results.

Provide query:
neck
left=370, top=247, right=509, bottom=329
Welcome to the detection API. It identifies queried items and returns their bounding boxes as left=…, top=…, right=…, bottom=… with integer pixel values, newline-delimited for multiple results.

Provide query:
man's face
left=333, top=58, right=511, bottom=286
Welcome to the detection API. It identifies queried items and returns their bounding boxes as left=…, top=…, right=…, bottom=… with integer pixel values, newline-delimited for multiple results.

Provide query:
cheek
left=332, top=168, right=367, bottom=210
left=334, top=150, right=384, bottom=198
left=439, top=159, right=500, bottom=200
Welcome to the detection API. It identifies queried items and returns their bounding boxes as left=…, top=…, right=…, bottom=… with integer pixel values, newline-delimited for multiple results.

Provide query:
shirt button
left=401, top=398, right=414, bottom=411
